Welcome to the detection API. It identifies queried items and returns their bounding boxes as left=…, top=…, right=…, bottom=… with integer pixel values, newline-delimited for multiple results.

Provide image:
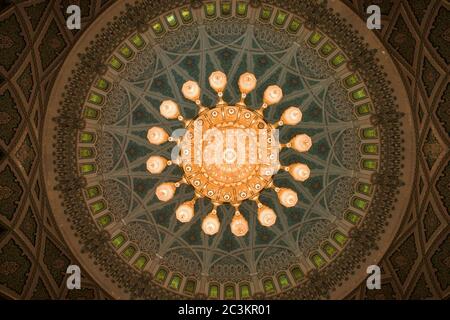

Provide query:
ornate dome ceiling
left=0, top=0, right=448, bottom=300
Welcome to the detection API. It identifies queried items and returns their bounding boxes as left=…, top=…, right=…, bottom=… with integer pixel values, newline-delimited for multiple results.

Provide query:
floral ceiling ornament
left=147, top=71, right=312, bottom=237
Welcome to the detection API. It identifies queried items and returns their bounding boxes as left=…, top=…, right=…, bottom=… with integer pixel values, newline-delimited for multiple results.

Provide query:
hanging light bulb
left=263, top=85, right=283, bottom=105
left=290, top=134, right=312, bottom=152
left=277, top=188, right=298, bottom=208
left=230, top=212, right=249, bottom=237
left=209, top=71, right=227, bottom=93
left=182, top=80, right=201, bottom=102
left=176, top=201, right=195, bottom=223
left=202, top=210, right=220, bottom=235
left=155, top=182, right=177, bottom=202
left=146, top=156, right=168, bottom=174
left=160, top=100, right=180, bottom=119
left=238, top=72, right=257, bottom=94
left=147, top=127, right=169, bottom=145
left=281, top=107, right=303, bottom=125
left=288, top=163, right=311, bottom=182
left=257, top=205, right=277, bottom=227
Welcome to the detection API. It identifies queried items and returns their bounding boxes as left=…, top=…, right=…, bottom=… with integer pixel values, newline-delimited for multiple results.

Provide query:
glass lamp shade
left=209, top=71, right=227, bottom=92
left=147, top=127, right=169, bottom=145
left=230, top=213, right=249, bottom=237
left=176, top=202, right=195, bottom=223
left=238, top=72, right=257, bottom=94
left=278, top=188, right=298, bottom=208
left=288, top=163, right=311, bottom=182
left=155, top=183, right=176, bottom=202
left=281, top=107, right=303, bottom=125
left=290, top=134, right=312, bottom=152
left=182, top=80, right=201, bottom=101
left=202, top=212, right=221, bottom=235
left=160, top=100, right=180, bottom=119
left=263, top=85, right=283, bottom=105
left=257, top=206, right=277, bottom=227
left=146, top=156, right=168, bottom=174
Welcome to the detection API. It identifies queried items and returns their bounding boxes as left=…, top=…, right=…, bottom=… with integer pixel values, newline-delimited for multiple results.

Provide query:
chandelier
left=146, top=71, right=312, bottom=237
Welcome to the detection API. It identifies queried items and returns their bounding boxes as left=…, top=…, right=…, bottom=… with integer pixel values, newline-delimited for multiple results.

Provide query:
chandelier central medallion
left=147, top=71, right=312, bottom=237
left=182, top=104, right=276, bottom=203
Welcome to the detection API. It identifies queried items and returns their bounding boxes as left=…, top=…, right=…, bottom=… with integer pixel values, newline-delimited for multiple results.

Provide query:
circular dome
left=43, top=0, right=415, bottom=300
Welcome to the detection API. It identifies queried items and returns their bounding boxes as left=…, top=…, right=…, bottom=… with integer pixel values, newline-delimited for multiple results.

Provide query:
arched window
left=183, top=279, right=196, bottom=295
left=263, top=278, right=276, bottom=295
left=155, top=268, right=168, bottom=283
left=169, top=274, right=183, bottom=291
left=208, top=283, right=219, bottom=299
left=277, top=273, right=291, bottom=289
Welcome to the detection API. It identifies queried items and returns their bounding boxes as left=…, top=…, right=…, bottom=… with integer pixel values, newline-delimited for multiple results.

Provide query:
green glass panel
left=90, top=200, right=105, bottom=214
left=119, top=45, right=133, bottom=59
left=88, top=92, right=103, bottom=105
left=357, top=183, right=372, bottom=195
left=345, top=74, right=360, bottom=87
left=134, top=256, right=148, bottom=270
left=274, top=10, right=287, bottom=26
left=263, top=279, right=275, bottom=294
left=152, top=22, right=164, bottom=35
left=180, top=8, right=192, bottom=22
left=352, top=88, right=368, bottom=100
left=288, top=18, right=301, bottom=33
left=122, top=246, right=136, bottom=260
left=84, top=107, right=99, bottom=119
left=312, top=254, right=326, bottom=268
left=357, top=103, right=372, bottom=115
left=109, top=56, right=122, bottom=70
left=170, top=275, right=182, bottom=290
left=345, top=211, right=361, bottom=225
left=80, top=163, right=95, bottom=174
left=112, top=234, right=125, bottom=248
left=362, top=127, right=377, bottom=139
left=333, top=232, right=348, bottom=246
left=277, top=274, right=290, bottom=288
left=86, top=186, right=100, bottom=199
left=79, top=147, right=94, bottom=158
left=184, top=280, right=196, bottom=294
left=331, top=53, right=346, bottom=67
left=320, top=42, right=336, bottom=56
left=221, top=2, right=231, bottom=15
left=260, top=7, right=272, bottom=21
left=236, top=2, right=247, bottom=16
left=323, top=243, right=337, bottom=257
left=362, top=159, right=378, bottom=170
left=240, top=284, right=250, bottom=299
left=209, top=285, right=219, bottom=298
left=130, top=34, right=145, bottom=48
left=80, top=132, right=94, bottom=143
left=155, top=268, right=167, bottom=282
left=291, top=267, right=304, bottom=281
left=165, top=13, right=178, bottom=28
left=95, top=78, right=109, bottom=91
left=225, top=286, right=235, bottom=299
left=308, top=31, right=323, bottom=46
left=205, top=3, right=216, bottom=17
left=97, top=214, right=112, bottom=227
left=353, top=197, right=368, bottom=210
left=363, top=144, right=378, bottom=154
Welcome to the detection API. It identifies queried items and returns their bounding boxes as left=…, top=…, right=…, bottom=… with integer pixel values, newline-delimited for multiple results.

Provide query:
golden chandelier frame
left=147, top=71, right=312, bottom=237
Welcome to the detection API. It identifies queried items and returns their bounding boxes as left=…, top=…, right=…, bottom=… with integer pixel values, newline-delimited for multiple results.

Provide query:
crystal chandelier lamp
left=146, top=71, right=312, bottom=237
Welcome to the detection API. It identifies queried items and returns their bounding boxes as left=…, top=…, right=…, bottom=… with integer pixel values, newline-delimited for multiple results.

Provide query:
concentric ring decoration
left=43, top=0, right=415, bottom=300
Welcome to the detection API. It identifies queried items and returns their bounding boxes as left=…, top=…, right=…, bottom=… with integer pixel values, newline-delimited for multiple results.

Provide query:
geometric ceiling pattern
left=0, top=0, right=448, bottom=300
left=342, top=0, right=450, bottom=299
left=48, top=0, right=412, bottom=300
